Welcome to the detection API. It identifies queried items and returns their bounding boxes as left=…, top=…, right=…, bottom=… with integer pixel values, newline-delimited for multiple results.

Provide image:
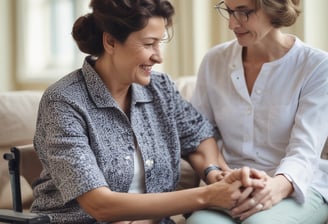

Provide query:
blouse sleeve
left=168, top=75, right=218, bottom=157
left=34, top=94, right=108, bottom=203
left=275, top=55, right=328, bottom=203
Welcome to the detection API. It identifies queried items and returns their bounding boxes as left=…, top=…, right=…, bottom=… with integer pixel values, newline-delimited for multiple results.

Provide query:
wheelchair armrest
left=0, top=209, right=50, bottom=223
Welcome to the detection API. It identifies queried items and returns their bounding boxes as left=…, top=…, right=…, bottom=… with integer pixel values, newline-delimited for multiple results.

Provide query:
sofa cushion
left=174, top=76, right=196, bottom=101
left=0, top=91, right=42, bottom=147
left=176, top=159, right=200, bottom=191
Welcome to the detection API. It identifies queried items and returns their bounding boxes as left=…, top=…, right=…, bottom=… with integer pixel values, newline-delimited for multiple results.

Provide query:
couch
left=0, top=76, right=327, bottom=224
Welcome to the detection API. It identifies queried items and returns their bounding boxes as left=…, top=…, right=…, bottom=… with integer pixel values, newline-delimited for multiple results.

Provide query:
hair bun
left=72, top=13, right=103, bottom=55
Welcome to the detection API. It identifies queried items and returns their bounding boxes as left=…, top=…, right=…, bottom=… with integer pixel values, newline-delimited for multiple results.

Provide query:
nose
left=228, top=15, right=241, bottom=30
left=151, top=48, right=163, bottom=64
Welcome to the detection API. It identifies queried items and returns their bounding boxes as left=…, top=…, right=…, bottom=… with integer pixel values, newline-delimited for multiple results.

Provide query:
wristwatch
left=204, top=164, right=222, bottom=180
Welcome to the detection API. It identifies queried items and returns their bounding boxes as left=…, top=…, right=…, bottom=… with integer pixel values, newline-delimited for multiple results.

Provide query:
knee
left=186, top=210, right=235, bottom=224
left=186, top=211, right=206, bottom=224
left=241, top=212, right=269, bottom=224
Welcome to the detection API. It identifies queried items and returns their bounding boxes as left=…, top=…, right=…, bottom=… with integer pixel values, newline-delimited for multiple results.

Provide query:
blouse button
left=124, top=156, right=132, bottom=162
left=145, top=159, right=154, bottom=169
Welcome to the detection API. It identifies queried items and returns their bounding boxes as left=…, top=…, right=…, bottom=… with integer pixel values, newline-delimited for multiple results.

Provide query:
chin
left=237, top=38, right=251, bottom=47
left=136, top=77, right=151, bottom=86
left=235, top=33, right=253, bottom=46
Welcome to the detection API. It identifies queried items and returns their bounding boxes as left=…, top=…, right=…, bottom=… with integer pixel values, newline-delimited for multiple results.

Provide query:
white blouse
left=128, top=144, right=146, bottom=193
left=191, top=37, right=328, bottom=203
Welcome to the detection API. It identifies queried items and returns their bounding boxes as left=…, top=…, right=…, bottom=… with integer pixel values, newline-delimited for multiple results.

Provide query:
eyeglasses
left=214, top=1, right=255, bottom=23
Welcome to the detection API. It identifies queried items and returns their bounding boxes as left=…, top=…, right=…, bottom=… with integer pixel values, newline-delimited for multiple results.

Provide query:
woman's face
left=109, top=17, right=165, bottom=86
left=224, top=0, right=274, bottom=47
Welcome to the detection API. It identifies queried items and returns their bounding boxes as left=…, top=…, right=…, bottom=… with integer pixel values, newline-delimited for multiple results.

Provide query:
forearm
left=187, top=137, right=230, bottom=181
left=274, top=174, right=294, bottom=199
left=78, top=186, right=210, bottom=222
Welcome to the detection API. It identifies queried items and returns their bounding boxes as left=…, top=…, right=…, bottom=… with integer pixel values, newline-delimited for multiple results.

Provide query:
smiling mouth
left=234, top=31, right=249, bottom=37
left=140, top=65, right=152, bottom=72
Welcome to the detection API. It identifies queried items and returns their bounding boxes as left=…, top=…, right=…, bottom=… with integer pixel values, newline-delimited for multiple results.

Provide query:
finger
left=239, top=167, right=251, bottom=186
left=239, top=202, right=265, bottom=220
left=236, top=187, right=253, bottom=205
left=241, top=167, right=266, bottom=188
left=230, top=181, right=244, bottom=201
left=255, top=194, right=273, bottom=211
left=249, top=178, right=266, bottom=189
left=222, top=170, right=232, bottom=177
left=250, top=169, right=269, bottom=183
left=249, top=198, right=256, bottom=207
left=215, top=172, right=225, bottom=182
left=231, top=180, right=243, bottom=191
left=223, top=169, right=240, bottom=184
left=232, top=186, right=270, bottom=218
left=249, top=168, right=265, bottom=178
left=231, top=197, right=257, bottom=215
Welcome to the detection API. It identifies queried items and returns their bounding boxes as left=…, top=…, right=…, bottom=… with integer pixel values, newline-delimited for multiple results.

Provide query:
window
left=16, top=0, right=90, bottom=83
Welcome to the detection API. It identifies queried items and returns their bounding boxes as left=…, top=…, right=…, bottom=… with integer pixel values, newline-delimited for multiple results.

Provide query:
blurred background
left=0, top=0, right=327, bottom=91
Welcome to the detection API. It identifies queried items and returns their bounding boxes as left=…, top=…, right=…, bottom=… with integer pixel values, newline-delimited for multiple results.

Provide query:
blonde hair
left=254, top=0, right=301, bottom=28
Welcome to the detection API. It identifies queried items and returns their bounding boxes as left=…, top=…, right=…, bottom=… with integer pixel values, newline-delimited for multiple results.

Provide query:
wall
left=0, top=1, right=328, bottom=90
left=0, top=0, right=14, bottom=91
left=304, top=0, right=328, bottom=51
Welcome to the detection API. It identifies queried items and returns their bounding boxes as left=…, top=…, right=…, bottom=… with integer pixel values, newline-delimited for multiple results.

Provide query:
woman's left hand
left=230, top=174, right=294, bottom=220
left=206, top=169, right=232, bottom=183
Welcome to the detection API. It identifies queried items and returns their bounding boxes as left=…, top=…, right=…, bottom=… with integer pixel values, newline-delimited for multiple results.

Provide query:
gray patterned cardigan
left=31, top=57, right=216, bottom=223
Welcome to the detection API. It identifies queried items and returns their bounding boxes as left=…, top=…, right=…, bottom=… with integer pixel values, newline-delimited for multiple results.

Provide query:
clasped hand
left=221, top=170, right=293, bottom=220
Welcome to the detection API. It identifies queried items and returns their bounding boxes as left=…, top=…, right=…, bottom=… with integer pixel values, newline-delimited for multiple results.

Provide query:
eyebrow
left=142, top=36, right=166, bottom=41
left=226, top=4, right=250, bottom=10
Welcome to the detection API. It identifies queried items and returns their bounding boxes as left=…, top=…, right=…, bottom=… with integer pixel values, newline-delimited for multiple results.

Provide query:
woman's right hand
left=208, top=179, right=243, bottom=209
left=206, top=167, right=266, bottom=209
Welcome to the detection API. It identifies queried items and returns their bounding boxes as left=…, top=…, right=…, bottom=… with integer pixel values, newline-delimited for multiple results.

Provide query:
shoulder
left=206, top=39, right=240, bottom=58
left=147, top=71, right=176, bottom=95
left=293, top=38, right=328, bottom=83
left=140, top=72, right=182, bottom=108
left=294, top=38, right=328, bottom=65
left=41, top=69, right=86, bottom=105
left=201, top=39, right=241, bottom=67
left=197, top=39, right=241, bottom=78
left=149, top=71, right=174, bottom=85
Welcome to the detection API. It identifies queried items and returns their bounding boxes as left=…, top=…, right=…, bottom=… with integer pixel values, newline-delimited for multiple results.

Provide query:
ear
left=103, top=32, right=115, bottom=54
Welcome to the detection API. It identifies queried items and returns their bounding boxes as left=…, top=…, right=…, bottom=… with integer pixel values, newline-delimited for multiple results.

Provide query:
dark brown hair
left=254, top=0, right=301, bottom=28
left=72, top=0, right=175, bottom=56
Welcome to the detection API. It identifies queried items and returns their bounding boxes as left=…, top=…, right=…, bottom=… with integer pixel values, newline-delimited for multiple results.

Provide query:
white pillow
left=0, top=91, right=42, bottom=147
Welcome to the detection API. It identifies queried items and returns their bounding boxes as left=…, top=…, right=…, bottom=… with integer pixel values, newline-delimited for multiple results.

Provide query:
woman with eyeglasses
left=187, top=0, right=328, bottom=223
